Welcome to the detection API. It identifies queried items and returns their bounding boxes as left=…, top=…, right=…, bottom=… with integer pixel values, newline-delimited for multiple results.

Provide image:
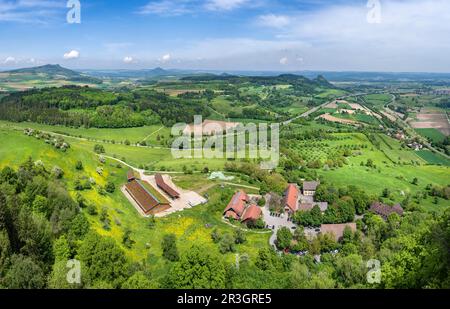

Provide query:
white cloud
left=257, top=14, right=290, bottom=29
left=279, top=57, right=288, bottom=65
left=139, top=0, right=254, bottom=16
left=63, top=50, right=80, bottom=60
left=255, top=0, right=450, bottom=72
left=205, top=0, right=249, bottom=11
left=139, top=0, right=193, bottom=16
left=161, top=53, right=171, bottom=63
left=0, top=0, right=64, bottom=23
left=3, top=56, right=17, bottom=64
left=123, top=56, right=134, bottom=64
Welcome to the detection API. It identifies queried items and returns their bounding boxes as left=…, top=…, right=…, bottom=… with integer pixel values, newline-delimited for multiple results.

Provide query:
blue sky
left=1, top=0, right=449, bottom=72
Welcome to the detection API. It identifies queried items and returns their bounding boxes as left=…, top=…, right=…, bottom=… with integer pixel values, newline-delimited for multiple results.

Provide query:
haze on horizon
left=1, top=0, right=449, bottom=73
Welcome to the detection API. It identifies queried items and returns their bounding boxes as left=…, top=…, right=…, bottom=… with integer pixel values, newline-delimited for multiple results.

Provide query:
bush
left=94, top=144, right=105, bottom=154
left=105, top=181, right=116, bottom=193
left=161, top=234, right=179, bottom=261
left=75, top=161, right=83, bottom=170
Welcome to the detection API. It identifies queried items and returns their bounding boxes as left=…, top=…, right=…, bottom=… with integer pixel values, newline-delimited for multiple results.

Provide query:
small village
left=121, top=166, right=405, bottom=259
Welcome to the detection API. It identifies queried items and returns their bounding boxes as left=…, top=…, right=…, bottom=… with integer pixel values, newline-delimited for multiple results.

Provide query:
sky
left=0, top=0, right=449, bottom=72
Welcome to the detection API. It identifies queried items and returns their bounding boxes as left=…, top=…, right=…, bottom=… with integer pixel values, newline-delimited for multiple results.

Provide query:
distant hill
left=4, top=64, right=102, bottom=84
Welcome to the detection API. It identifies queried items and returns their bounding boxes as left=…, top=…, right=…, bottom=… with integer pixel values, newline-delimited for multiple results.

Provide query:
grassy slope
left=0, top=127, right=270, bottom=279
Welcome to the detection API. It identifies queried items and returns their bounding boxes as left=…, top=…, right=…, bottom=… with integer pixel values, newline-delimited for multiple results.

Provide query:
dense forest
left=0, top=86, right=211, bottom=128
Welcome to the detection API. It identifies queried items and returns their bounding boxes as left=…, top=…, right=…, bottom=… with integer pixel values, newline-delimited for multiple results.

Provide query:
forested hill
left=0, top=86, right=210, bottom=128
left=3, top=64, right=102, bottom=84
left=181, top=73, right=335, bottom=95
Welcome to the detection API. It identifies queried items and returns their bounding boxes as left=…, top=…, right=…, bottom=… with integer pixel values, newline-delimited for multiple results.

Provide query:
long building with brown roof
left=125, top=180, right=170, bottom=215
left=155, top=173, right=180, bottom=199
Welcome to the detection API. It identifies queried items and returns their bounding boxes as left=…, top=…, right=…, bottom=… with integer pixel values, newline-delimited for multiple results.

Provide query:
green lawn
left=415, top=128, right=447, bottom=144
left=416, top=150, right=450, bottom=166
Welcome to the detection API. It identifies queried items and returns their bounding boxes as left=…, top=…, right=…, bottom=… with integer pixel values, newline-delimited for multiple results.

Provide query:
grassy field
left=282, top=127, right=449, bottom=212
left=0, top=127, right=270, bottom=279
left=373, top=134, right=425, bottom=164
left=0, top=120, right=170, bottom=145
left=363, top=94, right=393, bottom=106
left=415, top=128, right=447, bottom=143
left=416, top=150, right=450, bottom=166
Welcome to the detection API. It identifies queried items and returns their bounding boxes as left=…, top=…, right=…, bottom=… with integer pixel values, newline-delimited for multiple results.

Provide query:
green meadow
left=0, top=127, right=270, bottom=275
left=416, top=128, right=447, bottom=143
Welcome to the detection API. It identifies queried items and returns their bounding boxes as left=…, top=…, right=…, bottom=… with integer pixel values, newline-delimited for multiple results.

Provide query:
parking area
left=261, top=204, right=297, bottom=248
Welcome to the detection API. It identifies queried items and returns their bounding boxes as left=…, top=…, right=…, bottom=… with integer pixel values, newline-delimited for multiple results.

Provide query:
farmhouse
left=303, top=181, right=320, bottom=196
left=241, top=205, right=262, bottom=224
left=124, top=180, right=171, bottom=215
left=320, top=223, right=357, bottom=241
left=155, top=173, right=180, bottom=199
left=283, top=184, right=299, bottom=214
left=282, top=181, right=328, bottom=217
left=370, top=202, right=404, bottom=220
left=223, top=190, right=262, bottom=223
left=183, top=119, right=240, bottom=136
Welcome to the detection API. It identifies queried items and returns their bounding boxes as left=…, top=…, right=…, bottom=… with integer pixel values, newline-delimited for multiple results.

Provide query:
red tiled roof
left=223, top=190, right=248, bottom=218
left=284, top=184, right=299, bottom=212
left=125, top=180, right=165, bottom=214
left=320, top=223, right=357, bottom=241
left=225, top=210, right=238, bottom=220
left=155, top=173, right=180, bottom=198
left=241, top=205, right=262, bottom=222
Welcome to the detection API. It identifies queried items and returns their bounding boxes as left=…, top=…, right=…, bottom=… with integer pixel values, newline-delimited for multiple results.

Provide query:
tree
left=122, top=228, right=135, bottom=249
left=75, top=161, right=83, bottom=171
left=104, top=181, right=115, bottom=193
left=161, top=234, right=179, bottom=261
left=219, top=233, right=236, bottom=253
left=276, top=227, right=293, bottom=250
left=165, top=245, right=226, bottom=288
left=32, top=195, right=48, bottom=215
left=53, top=235, right=71, bottom=261
left=94, top=144, right=105, bottom=154
left=122, top=272, right=156, bottom=289
left=234, top=229, right=246, bottom=244
left=412, top=177, right=419, bottom=185
left=211, top=228, right=221, bottom=243
left=77, top=232, right=128, bottom=288
left=335, top=254, right=365, bottom=287
left=3, top=254, right=46, bottom=289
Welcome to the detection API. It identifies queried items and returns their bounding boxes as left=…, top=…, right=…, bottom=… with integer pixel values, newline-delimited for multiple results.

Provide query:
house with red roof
left=283, top=184, right=299, bottom=215
left=241, top=205, right=262, bottom=223
left=223, top=190, right=262, bottom=224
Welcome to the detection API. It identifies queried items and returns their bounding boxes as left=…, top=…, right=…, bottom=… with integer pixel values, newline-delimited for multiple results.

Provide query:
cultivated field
left=409, top=108, right=450, bottom=136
